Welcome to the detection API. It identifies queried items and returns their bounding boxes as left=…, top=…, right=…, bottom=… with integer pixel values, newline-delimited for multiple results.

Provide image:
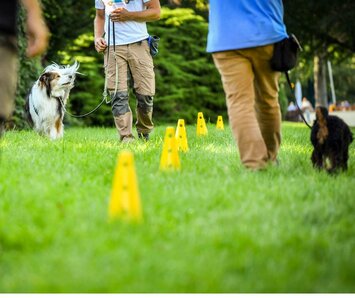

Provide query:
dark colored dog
left=311, top=106, right=353, bottom=173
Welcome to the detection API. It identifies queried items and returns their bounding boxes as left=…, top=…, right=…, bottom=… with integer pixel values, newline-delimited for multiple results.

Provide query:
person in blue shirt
left=207, top=0, right=288, bottom=170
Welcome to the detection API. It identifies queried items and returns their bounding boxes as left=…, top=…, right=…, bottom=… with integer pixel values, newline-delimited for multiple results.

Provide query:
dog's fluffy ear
left=316, top=106, right=328, bottom=119
left=315, top=106, right=329, bottom=144
left=39, top=72, right=52, bottom=98
left=71, top=60, right=80, bottom=73
left=39, top=72, right=58, bottom=98
left=65, top=60, right=80, bottom=76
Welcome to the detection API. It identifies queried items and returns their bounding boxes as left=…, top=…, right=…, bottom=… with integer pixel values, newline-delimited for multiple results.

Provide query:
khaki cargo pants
left=213, top=45, right=281, bottom=170
left=0, top=40, right=18, bottom=136
left=105, top=40, right=155, bottom=140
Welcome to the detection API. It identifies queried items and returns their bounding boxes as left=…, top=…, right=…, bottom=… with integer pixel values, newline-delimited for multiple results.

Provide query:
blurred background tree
left=283, top=0, right=355, bottom=106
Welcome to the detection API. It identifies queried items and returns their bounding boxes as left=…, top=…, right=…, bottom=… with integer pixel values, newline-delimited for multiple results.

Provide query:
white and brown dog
left=26, top=61, right=79, bottom=140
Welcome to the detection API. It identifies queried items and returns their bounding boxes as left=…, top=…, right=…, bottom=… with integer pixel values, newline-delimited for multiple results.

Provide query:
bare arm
left=20, top=0, right=49, bottom=57
left=94, top=9, right=107, bottom=52
left=110, top=0, right=161, bottom=23
left=94, top=9, right=106, bottom=40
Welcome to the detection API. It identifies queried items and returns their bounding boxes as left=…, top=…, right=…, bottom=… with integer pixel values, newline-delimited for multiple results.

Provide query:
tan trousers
left=105, top=40, right=155, bottom=95
left=105, top=40, right=155, bottom=139
left=0, top=43, right=17, bottom=121
left=213, top=45, right=281, bottom=170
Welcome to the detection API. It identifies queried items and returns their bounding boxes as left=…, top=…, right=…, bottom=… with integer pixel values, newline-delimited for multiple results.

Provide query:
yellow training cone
left=216, top=115, right=224, bottom=130
left=175, top=119, right=189, bottom=152
left=160, top=127, right=180, bottom=171
left=108, top=150, right=142, bottom=222
left=196, top=112, right=208, bottom=136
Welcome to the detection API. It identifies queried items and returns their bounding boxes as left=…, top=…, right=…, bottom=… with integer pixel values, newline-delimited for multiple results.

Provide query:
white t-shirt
left=95, top=0, right=151, bottom=45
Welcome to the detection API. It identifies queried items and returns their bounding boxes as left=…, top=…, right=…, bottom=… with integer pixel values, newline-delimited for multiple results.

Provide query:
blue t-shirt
left=207, top=0, right=288, bottom=53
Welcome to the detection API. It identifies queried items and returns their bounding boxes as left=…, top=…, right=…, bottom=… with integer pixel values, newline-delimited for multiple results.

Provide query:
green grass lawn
left=0, top=122, right=354, bottom=293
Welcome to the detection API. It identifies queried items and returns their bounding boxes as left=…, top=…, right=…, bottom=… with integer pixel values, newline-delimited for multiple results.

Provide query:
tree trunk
left=313, top=53, right=328, bottom=107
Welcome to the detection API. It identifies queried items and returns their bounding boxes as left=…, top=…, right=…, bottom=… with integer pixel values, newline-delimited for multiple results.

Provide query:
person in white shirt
left=94, top=0, right=160, bottom=142
left=301, top=97, right=313, bottom=122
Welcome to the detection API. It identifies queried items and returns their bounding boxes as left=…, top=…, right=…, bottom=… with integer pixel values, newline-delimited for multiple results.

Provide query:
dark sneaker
left=138, top=133, right=150, bottom=141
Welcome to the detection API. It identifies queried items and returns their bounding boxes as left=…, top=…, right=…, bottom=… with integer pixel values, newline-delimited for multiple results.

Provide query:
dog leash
left=103, top=17, right=119, bottom=102
left=57, top=96, right=109, bottom=118
left=284, top=71, right=313, bottom=129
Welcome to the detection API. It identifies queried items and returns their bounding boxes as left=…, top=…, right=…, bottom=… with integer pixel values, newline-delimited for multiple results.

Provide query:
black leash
left=58, top=96, right=107, bottom=118
left=284, top=71, right=312, bottom=129
left=112, top=20, right=116, bottom=53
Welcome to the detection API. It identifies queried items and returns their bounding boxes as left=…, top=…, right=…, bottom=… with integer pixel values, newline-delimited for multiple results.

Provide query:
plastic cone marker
left=175, top=119, right=189, bottom=152
left=160, top=127, right=180, bottom=171
left=108, top=150, right=142, bottom=222
left=196, top=112, right=208, bottom=136
left=216, top=115, right=224, bottom=130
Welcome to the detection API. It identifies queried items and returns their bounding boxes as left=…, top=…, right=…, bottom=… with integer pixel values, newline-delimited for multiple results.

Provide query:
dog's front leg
left=49, top=118, right=64, bottom=140
left=311, top=149, right=323, bottom=170
left=49, top=127, right=59, bottom=140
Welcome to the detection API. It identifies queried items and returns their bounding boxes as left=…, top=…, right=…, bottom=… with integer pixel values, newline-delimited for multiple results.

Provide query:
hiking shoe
left=138, top=133, right=150, bottom=141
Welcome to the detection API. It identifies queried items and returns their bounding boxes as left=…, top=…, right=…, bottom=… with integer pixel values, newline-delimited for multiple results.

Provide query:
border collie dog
left=26, top=61, right=79, bottom=140
left=311, top=106, right=353, bottom=174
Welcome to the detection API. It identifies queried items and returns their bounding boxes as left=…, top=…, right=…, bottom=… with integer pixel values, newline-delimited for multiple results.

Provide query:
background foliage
left=13, top=0, right=355, bottom=128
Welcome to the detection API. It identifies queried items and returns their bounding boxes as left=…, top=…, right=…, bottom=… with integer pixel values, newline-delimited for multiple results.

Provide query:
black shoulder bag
left=270, top=33, right=302, bottom=72
left=270, top=34, right=312, bottom=128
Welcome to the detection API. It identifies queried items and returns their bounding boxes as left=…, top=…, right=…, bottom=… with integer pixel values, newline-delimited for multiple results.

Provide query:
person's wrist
left=126, top=11, right=133, bottom=21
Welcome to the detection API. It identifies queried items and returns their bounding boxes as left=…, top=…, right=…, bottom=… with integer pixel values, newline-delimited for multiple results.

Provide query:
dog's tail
left=315, top=106, right=328, bottom=144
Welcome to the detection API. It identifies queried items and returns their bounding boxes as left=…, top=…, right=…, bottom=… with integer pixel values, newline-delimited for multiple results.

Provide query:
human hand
left=95, top=37, right=107, bottom=53
left=26, top=18, right=49, bottom=57
left=110, top=8, right=131, bottom=22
